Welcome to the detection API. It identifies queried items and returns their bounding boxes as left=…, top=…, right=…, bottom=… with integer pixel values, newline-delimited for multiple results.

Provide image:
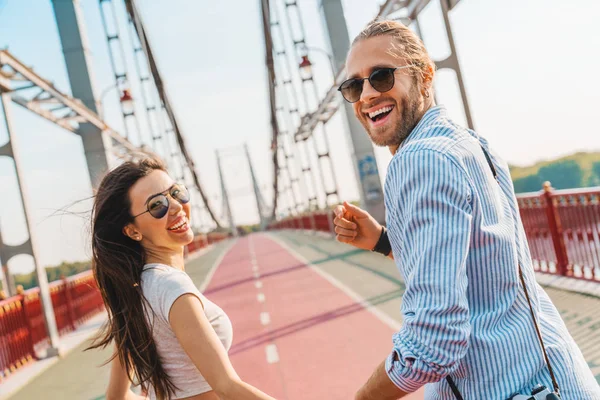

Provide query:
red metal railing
left=186, top=232, right=230, bottom=254
left=0, top=271, right=104, bottom=381
left=0, top=232, right=229, bottom=381
left=270, top=185, right=600, bottom=283
left=518, top=184, right=600, bottom=281
left=269, top=211, right=334, bottom=233
left=0, top=296, right=34, bottom=380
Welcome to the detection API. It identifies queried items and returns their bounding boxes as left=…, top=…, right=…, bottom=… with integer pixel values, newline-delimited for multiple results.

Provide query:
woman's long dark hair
left=87, top=157, right=177, bottom=399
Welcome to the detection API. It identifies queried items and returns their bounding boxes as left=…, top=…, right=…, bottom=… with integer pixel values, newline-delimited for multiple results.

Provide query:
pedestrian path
left=8, top=230, right=599, bottom=399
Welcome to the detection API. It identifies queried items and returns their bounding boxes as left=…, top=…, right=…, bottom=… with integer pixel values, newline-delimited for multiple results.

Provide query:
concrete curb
left=535, top=273, right=600, bottom=299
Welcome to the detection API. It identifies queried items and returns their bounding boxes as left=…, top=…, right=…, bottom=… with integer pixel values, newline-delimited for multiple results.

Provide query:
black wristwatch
left=371, top=227, right=392, bottom=256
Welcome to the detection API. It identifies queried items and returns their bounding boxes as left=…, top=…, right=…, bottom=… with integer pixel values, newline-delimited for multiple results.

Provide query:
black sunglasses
left=338, top=65, right=414, bottom=103
left=132, top=183, right=190, bottom=219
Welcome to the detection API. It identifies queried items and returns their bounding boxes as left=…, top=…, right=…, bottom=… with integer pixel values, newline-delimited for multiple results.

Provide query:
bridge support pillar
left=319, top=0, right=386, bottom=224
left=0, top=94, right=61, bottom=356
left=51, top=0, right=111, bottom=189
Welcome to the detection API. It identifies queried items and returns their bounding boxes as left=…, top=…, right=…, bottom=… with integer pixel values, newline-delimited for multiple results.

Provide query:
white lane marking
left=257, top=293, right=265, bottom=303
left=260, top=312, right=271, bottom=325
left=252, top=265, right=259, bottom=272
left=253, top=271, right=261, bottom=279
left=255, top=280, right=263, bottom=289
left=265, top=344, right=279, bottom=364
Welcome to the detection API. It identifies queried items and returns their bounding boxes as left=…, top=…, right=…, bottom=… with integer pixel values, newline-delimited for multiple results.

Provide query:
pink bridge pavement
left=203, top=234, right=424, bottom=399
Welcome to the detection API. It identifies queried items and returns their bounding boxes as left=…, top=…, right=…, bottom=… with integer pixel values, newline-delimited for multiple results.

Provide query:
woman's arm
left=106, top=346, right=146, bottom=400
left=170, top=294, right=277, bottom=400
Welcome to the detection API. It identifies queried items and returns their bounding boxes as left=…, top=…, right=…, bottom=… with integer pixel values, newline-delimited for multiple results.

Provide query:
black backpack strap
left=446, top=376, right=464, bottom=400
left=480, top=145, right=561, bottom=396
left=481, top=144, right=498, bottom=182
left=445, top=145, right=560, bottom=399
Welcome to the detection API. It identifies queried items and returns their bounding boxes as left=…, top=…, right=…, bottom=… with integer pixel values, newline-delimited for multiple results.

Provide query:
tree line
left=513, top=160, right=600, bottom=193
left=12, top=260, right=92, bottom=291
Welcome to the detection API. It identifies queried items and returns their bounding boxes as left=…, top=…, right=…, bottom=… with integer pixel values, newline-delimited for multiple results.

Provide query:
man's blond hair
left=352, top=19, right=435, bottom=81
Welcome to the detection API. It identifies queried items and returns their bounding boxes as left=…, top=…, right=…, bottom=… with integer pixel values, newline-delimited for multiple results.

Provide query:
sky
left=0, top=0, right=599, bottom=276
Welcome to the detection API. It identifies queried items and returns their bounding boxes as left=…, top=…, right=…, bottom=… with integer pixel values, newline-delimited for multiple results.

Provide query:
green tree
left=537, top=160, right=583, bottom=190
left=588, top=161, right=600, bottom=186
left=11, top=260, right=91, bottom=291
left=513, top=174, right=543, bottom=193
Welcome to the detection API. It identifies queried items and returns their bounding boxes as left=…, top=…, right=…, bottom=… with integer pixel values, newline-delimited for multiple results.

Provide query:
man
left=333, top=19, right=600, bottom=400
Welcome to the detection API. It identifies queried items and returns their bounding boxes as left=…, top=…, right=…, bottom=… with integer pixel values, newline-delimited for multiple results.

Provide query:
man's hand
left=333, top=201, right=382, bottom=251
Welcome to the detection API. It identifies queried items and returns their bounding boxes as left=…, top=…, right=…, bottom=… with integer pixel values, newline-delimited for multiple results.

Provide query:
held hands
left=333, top=201, right=382, bottom=251
left=125, top=390, right=147, bottom=400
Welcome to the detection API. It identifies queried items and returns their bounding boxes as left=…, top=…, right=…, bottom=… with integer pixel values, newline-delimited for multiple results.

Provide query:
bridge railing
left=0, top=233, right=226, bottom=381
left=270, top=184, right=600, bottom=283
left=518, top=183, right=600, bottom=281
left=269, top=211, right=334, bottom=233
left=0, top=271, right=103, bottom=381
left=186, top=232, right=230, bottom=254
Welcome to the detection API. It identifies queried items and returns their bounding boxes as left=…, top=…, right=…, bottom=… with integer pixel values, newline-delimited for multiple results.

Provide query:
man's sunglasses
left=337, top=65, right=414, bottom=103
left=132, top=183, right=190, bottom=219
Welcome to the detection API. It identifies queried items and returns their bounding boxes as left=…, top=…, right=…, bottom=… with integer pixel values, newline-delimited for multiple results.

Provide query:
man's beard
left=368, top=85, right=421, bottom=147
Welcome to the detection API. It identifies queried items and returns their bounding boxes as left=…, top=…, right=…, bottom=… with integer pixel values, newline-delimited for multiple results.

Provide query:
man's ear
left=123, top=224, right=142, bottom=241
left=422, top=63, right=435, bottom=92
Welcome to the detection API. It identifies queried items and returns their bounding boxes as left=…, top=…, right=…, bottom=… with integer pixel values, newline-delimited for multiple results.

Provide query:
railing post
left=327, top=209, right=335, bottom=234
left=542, top=182, right=569, bottom=276
left=62, top=276, right=76, bottom=331
left=18, top=292, right=35, bottom=362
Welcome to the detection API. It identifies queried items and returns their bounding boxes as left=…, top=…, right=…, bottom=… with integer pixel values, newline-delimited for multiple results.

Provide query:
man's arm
left=357, top=149, right=473, bottom=398
left=355, top=361, right=408, bottom=400
left=105, top=346, right=146, bottom=400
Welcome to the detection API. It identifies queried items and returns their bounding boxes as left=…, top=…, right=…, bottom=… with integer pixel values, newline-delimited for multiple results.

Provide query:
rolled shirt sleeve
left=384, top=148, right=473, bottom=392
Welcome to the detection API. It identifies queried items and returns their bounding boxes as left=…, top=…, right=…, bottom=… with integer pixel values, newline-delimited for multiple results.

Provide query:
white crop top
left=140, top=263, right=233, bottom=399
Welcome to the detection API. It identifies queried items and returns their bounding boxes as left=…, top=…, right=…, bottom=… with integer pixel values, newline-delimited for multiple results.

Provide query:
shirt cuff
left=385, top=349, right=426, bottom=393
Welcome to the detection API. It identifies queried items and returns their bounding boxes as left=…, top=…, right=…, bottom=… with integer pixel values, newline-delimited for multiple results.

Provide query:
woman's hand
left=124, top=390, right=147, bottom=400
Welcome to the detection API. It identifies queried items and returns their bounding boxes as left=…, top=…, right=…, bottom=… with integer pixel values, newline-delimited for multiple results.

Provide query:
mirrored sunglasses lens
left=172, top=184, right=190, bottom=204
left=341, top=80, right=362, bottom=103
left=148, top=195, right=169, bottom=218
left=370, top=69, right=395, bottom=93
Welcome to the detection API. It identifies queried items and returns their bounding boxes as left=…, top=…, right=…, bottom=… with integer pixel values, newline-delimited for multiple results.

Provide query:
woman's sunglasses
left=132, top=183, right=190, bottom=219
left=337, top=65, right=414, bottom=103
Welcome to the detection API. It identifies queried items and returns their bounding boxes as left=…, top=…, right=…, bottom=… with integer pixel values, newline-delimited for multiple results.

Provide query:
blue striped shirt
left=383, top=106, right=600, bottom=399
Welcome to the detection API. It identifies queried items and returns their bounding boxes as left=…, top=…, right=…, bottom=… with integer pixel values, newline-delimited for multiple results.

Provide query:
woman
left=88, top=157, right=276, bottom=400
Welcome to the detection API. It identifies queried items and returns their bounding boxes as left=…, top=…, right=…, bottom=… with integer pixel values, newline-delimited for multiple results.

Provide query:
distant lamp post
left=119, top=89, right=134, bottom=116
left=299, top=55, right=313, bottom=80
left=299, top=47, right=337, bottom=79
left=98, top=85, right=135, bottom=120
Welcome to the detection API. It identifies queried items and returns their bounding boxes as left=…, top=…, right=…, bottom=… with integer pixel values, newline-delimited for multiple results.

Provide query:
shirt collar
left=396, top=105, right=447, bottom=153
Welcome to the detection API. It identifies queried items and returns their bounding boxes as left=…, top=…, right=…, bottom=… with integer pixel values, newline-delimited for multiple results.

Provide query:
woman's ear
left=123, top=224, right=142, bottom=241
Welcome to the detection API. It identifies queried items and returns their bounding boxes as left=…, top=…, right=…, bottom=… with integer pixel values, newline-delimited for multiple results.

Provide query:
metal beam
left=320, top=0, right=385, bottom=222
left=0, top=93, right=61, bottom=355
left=125, top=0, right=222, bottom=228
left=259, top=0, right=279, bottom=223
left=216, top=149, right=237, bottom=237
left=295, top=0, right=465, bottom=141
left=0, top=49, right=143, bottom=157
left=0, top=51, right=105, bottom=129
